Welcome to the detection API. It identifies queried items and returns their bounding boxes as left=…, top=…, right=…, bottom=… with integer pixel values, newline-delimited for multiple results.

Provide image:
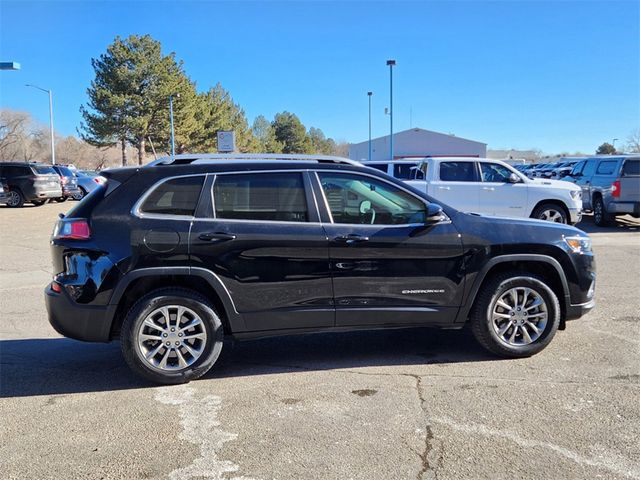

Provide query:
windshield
left=56, top=166, right=73, bottom=176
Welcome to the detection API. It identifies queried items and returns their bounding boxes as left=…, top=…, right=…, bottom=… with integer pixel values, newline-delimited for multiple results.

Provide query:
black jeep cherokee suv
left=45, top=154, right=596, bottom=384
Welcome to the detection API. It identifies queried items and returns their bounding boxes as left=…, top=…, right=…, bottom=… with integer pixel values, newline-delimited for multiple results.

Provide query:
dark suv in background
left=46, top=154, right=596, bottom=384
left=0, top=162, right=62, bottom=207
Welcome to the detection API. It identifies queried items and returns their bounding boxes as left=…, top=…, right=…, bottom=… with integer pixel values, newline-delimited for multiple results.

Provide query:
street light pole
left=26, top=84, right=55, bottom=165
left=169, top=94, right=177, bottom=158
left=386, top=60, right=396, bottom=160
left=367, top=91, right=373, bottom=162
left=612, top=138, right=619, bottom=152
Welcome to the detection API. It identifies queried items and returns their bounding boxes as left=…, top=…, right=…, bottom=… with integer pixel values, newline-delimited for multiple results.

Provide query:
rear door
left=189, top=171, right=333, bottom=332
left=620, top=158, right=640, bottom=204
left=314, top=171, right=465, bottom=327
left=428, top=160, right=480, bottom=214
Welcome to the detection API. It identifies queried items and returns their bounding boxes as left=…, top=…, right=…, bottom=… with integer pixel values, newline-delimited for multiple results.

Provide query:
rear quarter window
left=139, top=176, right=205, bottom=217
left=34, top=166, right=56, bottom=174
left=439, top=162, right=477, bottom=182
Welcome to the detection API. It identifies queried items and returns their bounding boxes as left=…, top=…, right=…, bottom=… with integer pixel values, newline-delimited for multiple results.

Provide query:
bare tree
left=626, top=129, right=640, bottom=153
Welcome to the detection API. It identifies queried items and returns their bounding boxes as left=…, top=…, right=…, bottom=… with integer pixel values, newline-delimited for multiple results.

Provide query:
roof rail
left=145, top=153, right=362, bottom=167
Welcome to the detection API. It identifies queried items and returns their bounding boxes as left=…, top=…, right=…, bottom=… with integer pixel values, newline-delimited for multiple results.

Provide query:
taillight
left=53, top=219, right=91, bottom=240
left=612, top=180, right=621, bottom=198
left=93, top=176, right=107, bottom=185
left=60, top=176, right=68, bottom=185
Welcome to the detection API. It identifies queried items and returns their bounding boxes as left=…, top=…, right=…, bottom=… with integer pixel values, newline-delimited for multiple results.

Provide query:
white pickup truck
left=364, top=157, right=583, bottom=225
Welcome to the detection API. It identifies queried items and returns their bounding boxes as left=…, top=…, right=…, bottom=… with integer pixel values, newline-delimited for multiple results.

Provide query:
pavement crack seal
left=431, top=415, right=640, bottom=480
left=410, top=374, right=442, bottom=480
left=155, top=384, right=254, bottom=480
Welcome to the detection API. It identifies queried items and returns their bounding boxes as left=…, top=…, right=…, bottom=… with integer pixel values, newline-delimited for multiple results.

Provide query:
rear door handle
left=437, top=186, right=451, bottom=190
left=198, top=232, right=237, bottom=242
left=333, top=234, right=369, bottom=245
left=482, top=187, right=495, bottom=191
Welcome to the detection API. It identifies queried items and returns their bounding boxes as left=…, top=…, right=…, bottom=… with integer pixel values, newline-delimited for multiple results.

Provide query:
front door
left=313, top=171, right=465, bottom=327
left=189, top=171, right=334, bottom=332
left=478, top=161, right=528, bottom=218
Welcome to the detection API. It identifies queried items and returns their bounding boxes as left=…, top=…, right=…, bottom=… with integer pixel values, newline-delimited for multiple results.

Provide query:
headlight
left=570, top=190, right=582, bottom=200
left=564, top=235, right=591, bottom=254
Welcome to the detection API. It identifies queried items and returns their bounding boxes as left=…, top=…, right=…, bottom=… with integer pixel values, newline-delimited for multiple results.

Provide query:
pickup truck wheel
left=5, top=190, right=24, bottom=208
left=593, top=196, right=613, bottom=226
left=470, top=273, right=560, bottom=358
left=121, top=287, right=224, bottom=384
left=531, top=203, right=567, bottom=223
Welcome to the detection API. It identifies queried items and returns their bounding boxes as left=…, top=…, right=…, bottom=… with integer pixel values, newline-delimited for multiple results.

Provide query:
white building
left=349, top=127, right=487, bottom=161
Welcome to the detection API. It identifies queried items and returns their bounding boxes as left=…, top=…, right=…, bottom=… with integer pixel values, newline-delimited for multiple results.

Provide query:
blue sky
left=1, top=0, right=638, bottom=153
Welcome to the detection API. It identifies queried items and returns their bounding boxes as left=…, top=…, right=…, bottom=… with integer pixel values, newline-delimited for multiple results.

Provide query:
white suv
left=364, top=158, right=583, bottom=224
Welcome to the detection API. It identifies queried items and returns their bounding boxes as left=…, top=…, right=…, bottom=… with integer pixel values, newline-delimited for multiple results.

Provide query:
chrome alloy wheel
left=491, top=287, right=548, bottom=346
left=137, top=305, right=207, bottom=371
left=538, top=208, right=564, bottom=223
left=6, top=191, right=21, bottom=207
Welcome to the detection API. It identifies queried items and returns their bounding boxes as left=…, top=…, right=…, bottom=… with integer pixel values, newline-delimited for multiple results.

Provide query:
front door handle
left=482, top=187, right=495, bottom=191
left=198, top=232, right=237, bottom=242
left=437, top=186, right=451, bottom=190
left=333, top=234, right=369, bottom=245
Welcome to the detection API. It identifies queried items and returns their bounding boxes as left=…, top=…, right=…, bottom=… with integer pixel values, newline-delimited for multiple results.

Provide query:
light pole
left=612, top=138, right=619, bottom=152
left=367, top=91, right=373, bottom=161
left=26, top=84, right=55, bottom=165
left=169, top=94, right=179, bottom=158
left=386, top=59, right=396, bottom=160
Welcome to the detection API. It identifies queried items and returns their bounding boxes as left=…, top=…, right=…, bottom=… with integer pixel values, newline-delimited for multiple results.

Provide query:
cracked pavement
left=1, top=203, right=639, bottom=479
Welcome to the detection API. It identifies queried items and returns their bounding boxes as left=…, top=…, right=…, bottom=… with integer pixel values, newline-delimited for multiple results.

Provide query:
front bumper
left=568, top=207, right=582, bottom=225
left=566, top=298, right=596, bottom=321
left=45, top=284, right=113, bottom=342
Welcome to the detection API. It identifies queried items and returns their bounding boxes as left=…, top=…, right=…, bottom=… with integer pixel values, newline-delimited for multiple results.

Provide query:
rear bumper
left=62, top=186, right=81, bottom=196
left=45, top=284, right=113, bottom=342
left=608, top=201, right=640, bottom=216
left=31, top=188, right=63, bottom=200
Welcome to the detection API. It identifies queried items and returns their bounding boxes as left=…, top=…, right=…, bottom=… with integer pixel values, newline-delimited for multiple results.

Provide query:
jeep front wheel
left=470, top=273, right=560, bottom=357
left=120, top=287, right=224, bottom=384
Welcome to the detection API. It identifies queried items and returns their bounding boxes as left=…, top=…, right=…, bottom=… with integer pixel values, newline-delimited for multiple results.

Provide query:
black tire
left=470, top=272, right=560, bottom=358
left=54, top=197, right=68, bottom=203
left=31, top=199, right=46, bottom=206
left=120, top=287, right=224, bottom=384
left=593, top=196, right=613, bottom=226
left=5, top=189, right=24, bottom=208
left=531, top=203, right=568, bottom=224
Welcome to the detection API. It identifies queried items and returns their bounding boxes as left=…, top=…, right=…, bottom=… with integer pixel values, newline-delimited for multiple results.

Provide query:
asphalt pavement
left=1, top=202, right=639, bottom=480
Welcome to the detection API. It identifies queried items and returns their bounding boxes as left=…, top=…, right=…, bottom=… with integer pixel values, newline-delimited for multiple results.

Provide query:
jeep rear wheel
left=470, top=273, right=560, bottom=357
left=120, top=287, right=224, bottom=384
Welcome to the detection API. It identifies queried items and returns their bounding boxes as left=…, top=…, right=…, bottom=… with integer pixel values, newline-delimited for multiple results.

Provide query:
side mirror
left=425, top=203, right=445, bottom=224
left=508, top=173, right=521, bottom=184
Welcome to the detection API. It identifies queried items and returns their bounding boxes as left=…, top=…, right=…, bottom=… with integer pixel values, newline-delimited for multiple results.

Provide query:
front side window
left=480, top=162, right=515, bottom=183
left=582, top=160, right=596, bottom=177
left=596, top=160, right=617, bottom=175
left=140, top=176, right=204, bottom=216
left=319, top=173, right=427, bottom=225
left=439, top=161, right=477, bottom=182
left=213, top=172, right=308, bottom=222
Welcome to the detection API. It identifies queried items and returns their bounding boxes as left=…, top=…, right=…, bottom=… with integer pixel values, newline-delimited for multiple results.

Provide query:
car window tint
left=34, top=166, right=56, bottom=174
left=596, top=160, right=617, bottom=175
left=140, top=176, right=204, bottom=216
left=213, top=172, right=308, bottom=222
left=393, top=163, right=423, bottom=180
left=55, top=166, right=73, bottom=176
left=319, top=172, right=426, bottom=225
left=439, top=162, right=477, bottom=182
left=480, top=163, right=513, bottom=182
left=368, top=164, right=389, bottom=174
left=622, top=160, right=640, bottom=176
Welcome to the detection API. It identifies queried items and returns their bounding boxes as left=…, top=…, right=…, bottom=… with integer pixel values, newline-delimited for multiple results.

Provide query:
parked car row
left=0, top=162, right=103, bottom=207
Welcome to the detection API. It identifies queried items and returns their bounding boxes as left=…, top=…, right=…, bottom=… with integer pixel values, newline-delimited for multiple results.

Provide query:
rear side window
left=596, top=161, right=617, bottom=175
left=213, top=172, right=308, bottom=222
left=393, top=163, right=424, bottom=180
left=34, top=166, right=56, bottom=174
left=140, top=176, right=204, bottom=216
left=2, top=166, right=29, bottom=177
left=440, top=162, right=477, bottom=182
left=368, top=164, right=389, bottom=174
left=622, top=160, right=640, bottom=176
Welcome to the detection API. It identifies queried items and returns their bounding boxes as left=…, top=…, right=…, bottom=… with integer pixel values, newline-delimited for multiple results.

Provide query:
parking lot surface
left=1, top=203, right=639, bottom=480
